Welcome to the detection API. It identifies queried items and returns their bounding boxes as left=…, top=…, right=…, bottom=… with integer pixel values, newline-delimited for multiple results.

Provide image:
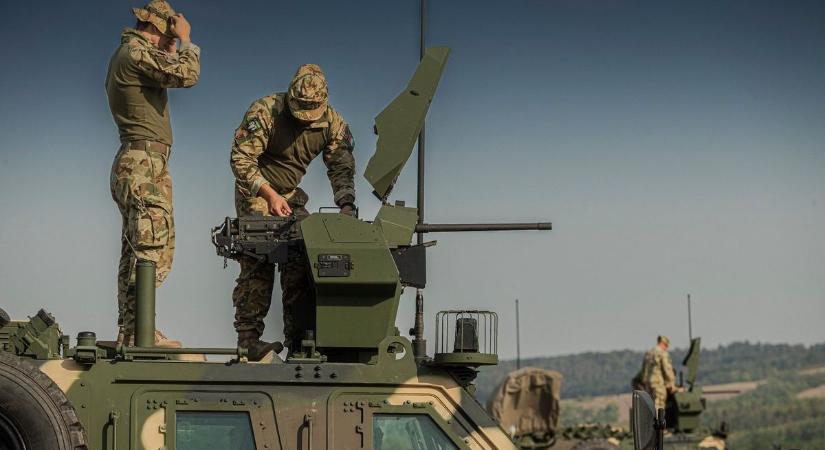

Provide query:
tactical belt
left=121, top=140, right=171, bottom=158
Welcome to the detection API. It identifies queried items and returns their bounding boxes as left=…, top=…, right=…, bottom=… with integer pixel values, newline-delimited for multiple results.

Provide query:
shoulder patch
left=245, top=118, right=262, bottom=133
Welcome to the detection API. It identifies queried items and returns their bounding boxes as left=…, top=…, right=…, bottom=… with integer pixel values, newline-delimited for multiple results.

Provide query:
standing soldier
left=106, top=0, right=200, bottom=345
left=634, top=335, right=678, bottom=411
left=230, top=64, right=356, bottom=360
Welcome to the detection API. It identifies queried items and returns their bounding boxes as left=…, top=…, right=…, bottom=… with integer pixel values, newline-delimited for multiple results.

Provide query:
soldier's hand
left=163, top=38, right=178, bottom=54
left=169, top=13, right=191, bottom=43
left=266, top=194, right=293, bottom=217
left=339, top=203, right=356, bottom=217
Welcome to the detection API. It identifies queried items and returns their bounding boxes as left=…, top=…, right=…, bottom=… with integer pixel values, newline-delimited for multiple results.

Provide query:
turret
left=213, top=46, right=552, bottom=365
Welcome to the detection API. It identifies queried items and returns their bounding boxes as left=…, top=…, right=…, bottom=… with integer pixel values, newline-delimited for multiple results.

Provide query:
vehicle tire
left=570, top=438, right=622, bottom=450
left=0, top=351, right=87, bottom=450
left=0, top=307, right=10, bottom=327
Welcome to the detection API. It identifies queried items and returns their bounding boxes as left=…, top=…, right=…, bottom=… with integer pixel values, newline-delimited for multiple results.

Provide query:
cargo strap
left=121, top=140, right=171, bottom=158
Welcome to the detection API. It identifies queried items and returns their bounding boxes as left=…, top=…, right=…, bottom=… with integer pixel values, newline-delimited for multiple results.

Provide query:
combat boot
left=116, top=329, right=184, bottom=348
left=153, top=330, right=182, bottom=348
left=237, top=330, right=283, bottom=361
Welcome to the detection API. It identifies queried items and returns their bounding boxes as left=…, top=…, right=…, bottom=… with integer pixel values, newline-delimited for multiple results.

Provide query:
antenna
left=411, top=0, right=428, bottom=361
left=416, top=0, right=427, bottom=236
left=516, top=299, right=521, bottom=370
left=687, top=293, right=693, bottom=341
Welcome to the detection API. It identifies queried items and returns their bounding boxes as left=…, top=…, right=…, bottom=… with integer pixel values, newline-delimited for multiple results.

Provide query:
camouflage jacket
left=230, top=93, right=355, bottom=206
left=641, top=346, right=676, bottom=391
left=105, top=28, right=201, bottom=146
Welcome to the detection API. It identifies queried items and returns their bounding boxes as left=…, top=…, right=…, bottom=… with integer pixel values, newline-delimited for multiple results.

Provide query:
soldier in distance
left=633, top=335, right=680, bottom=411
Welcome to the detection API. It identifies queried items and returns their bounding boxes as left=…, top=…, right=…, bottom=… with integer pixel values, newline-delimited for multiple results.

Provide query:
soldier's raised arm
left=323, top=110, right=356, bottom=209
left=128, top=12, right=199, bottom=88
left=231, top=99, right=275, bottom=197
left=129, top=43, right=200, bottom=88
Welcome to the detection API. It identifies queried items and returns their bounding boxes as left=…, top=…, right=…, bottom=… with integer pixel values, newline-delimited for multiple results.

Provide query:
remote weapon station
left=0, top=47, right=551, bottom=450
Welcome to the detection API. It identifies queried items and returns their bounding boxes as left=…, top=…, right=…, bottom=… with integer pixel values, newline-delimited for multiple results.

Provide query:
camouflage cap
left=658, top=335, right=670, bottom=346
left=287, top=64, right=329, bottom=122
left=132, top=0, right=176, bottom=37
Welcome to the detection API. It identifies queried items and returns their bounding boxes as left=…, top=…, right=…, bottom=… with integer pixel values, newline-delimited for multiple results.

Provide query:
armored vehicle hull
left=0, top=334, right=513, bottom=450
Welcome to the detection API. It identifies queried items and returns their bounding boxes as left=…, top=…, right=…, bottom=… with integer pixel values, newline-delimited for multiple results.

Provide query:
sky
left=0, top=0, right=823, bottom=359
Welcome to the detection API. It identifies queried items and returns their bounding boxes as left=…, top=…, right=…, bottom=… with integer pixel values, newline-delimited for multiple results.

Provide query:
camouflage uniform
left=230, top=64, right=355, bottom=349
left=105, top=1, right=200, bottom=338
left=641, top=344, right=676, bottom=410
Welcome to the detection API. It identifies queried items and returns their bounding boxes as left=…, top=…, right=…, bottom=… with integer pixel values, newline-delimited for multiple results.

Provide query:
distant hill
left=475, top=341, right=825, bottom=404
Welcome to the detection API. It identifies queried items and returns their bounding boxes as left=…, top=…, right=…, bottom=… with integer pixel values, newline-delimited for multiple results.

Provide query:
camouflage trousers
left=232, top=188, right=313, bottom=347
left=110, top=145, right=175, bottom=335
left=648, top=385, right=668, bottom=411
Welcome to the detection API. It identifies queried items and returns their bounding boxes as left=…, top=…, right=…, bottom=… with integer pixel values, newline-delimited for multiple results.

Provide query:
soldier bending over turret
left=229, top=64, right=356, bottom=360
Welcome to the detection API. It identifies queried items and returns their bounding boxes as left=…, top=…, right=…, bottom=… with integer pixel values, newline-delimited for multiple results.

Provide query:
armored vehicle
left=661, top=338, right=727, bottom=450
left=631, top=338, right=728, bottom=450
left=0, top=47, right=552, bottom=450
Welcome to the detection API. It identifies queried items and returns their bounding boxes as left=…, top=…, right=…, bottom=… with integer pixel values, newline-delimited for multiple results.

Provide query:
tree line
left=475, top=341, right=825, bottom=403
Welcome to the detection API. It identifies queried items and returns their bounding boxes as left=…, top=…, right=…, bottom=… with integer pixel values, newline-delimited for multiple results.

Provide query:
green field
left=702, top=370, right=825, bottom=449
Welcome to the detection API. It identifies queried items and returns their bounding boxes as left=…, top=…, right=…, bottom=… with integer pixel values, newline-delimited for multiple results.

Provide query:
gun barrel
left=702, top=389, right=742, bottom=395
left=415, top=222, right=552, bottom=233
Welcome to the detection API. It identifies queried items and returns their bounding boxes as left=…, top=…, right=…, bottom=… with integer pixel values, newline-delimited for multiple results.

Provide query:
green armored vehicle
left=631, top=338, right=729, bottom=450
left=0, top=48, right=552, bottom=450
left=660, top=338, right=727, bottom=450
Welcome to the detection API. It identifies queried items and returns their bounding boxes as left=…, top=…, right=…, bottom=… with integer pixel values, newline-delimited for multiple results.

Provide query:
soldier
left=230, top=64, right=356, bottom=360
left=106, top=0, right=200, bottom=344
left=634, top=335, right=677, bottom=411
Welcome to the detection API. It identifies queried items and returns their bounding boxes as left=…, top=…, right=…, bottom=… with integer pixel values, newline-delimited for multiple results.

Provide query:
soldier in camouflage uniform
left=106, top=0, right=200, bottom=344
left=637, top=335, right=677, bottom=410
left=230, top=64, right=356, bottom=360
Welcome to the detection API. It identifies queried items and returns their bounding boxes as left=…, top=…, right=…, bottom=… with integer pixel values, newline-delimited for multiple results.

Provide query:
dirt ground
left=797, top=384, right=825, bottom=399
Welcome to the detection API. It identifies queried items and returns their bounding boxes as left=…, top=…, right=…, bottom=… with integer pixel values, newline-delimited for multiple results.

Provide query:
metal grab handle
left=109, top=410, right=120, bottom=450
left=304, top=414, right=313, bottom=450
left=118, top=345, right=247, bottom=356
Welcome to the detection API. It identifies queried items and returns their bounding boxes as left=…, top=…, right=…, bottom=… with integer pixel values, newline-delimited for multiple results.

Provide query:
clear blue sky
left=0, top=0, right=823, bottom=358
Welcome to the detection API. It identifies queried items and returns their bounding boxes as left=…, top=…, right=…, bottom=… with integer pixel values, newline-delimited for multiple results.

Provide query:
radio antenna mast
left=411, top=0, right=428, bottom=361
left=516, top=299, right=521, bottom=369
left=687, top=293, right=693, bottom=341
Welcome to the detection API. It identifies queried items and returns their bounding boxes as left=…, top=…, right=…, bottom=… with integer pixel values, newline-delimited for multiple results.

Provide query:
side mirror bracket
left=632, top=390, right=667, bottom=450
left=655, top=407, right=666, bottom=450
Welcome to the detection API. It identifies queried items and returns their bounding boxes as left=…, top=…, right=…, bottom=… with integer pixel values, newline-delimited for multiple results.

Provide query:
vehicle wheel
left=570, top=438, right=622, bottom=450
left=0, top=307, right=10, bottom=327
left=0, top=351, right=87, bottom=450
